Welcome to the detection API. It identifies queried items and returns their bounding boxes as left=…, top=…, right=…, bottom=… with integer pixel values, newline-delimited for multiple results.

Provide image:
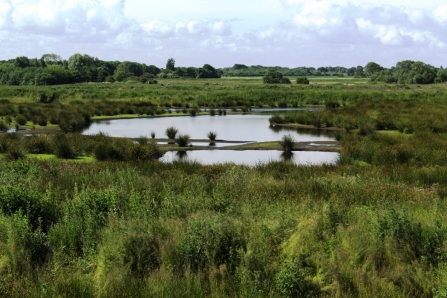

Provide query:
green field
left=1, top=79, right=447, bottom=297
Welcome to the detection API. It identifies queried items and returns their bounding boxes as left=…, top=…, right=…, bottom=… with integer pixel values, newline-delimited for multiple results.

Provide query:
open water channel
left=82, top=111, right=339, bottom=165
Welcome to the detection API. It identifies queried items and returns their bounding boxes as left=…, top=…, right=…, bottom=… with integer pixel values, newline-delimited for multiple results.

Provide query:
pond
left=82, top=114, right=335, bottom=143
left=161, top=150, right=339, bottom=166
left=82, top=111, right=340, bottom=165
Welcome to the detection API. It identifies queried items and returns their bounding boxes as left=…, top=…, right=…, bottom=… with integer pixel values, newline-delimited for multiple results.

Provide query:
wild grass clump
left=24, top=135, right=54, bottom=154
left=279, top=134, right=295, bottom=153
left=176, top=134, right=190, bottom=147
left=136, top=136, right=149, bottom=145
left=207, top=131, right=217, bottom=141
left=165, top=126, right=178, bottom=139
left=0, top=121, right=7, bottom=131
left=54, top=134, right=77, bottom=159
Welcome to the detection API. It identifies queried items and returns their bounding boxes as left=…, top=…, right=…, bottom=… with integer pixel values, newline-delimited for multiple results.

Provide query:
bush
left=279, top=134, right=295, bottom=153
left=16, top=114, right=27, bottom=125
left=296, top=77, right=310, bottom=84
left=0, top=121, right=7, bottom=131
left=207, top=131, right=217, bottom=141
left=176, top=134, right=190, bottom=147
left=165, top=126, right=179, bottom=139
left=136, top=136, right=149, bottom=145
left=54, top=134, right=77, bottom=159
left=25, top=135, right=54, bottom=154
left=127, top=143, right=162, bottom=161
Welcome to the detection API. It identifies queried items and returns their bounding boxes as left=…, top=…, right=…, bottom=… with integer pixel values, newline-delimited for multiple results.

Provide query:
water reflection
left=176, top=151, right=188, bottom=160
left=280, top=152, right=294, bottom=162
left=162, top=150, right=339, bottom=166
left=83, top=114, right=335, bottom=143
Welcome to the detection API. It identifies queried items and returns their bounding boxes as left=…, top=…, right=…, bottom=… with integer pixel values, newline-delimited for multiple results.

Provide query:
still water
left=82, top=114, right=334, bottom=142
left=161, top=150, right=339, bottom=166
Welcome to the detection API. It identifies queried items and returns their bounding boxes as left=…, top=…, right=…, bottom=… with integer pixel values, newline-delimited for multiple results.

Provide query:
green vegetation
left=175, top=133, right=191, bottom=147
left=1, top=75, right=447, bottom=296
left=278, top=134, right=295, bottom=153
left=165, top=126, right=179, bottom=139
left=207, top=131, right=217, bottom=141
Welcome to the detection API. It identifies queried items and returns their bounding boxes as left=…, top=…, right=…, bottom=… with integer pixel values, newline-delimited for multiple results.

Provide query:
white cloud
left=0, top=0, right=447, bottom=68
left=434, top=3, right=447, bottom=22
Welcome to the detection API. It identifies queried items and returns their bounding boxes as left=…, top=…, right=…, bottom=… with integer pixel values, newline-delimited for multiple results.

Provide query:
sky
left=0, top=0, right=446, bottom=68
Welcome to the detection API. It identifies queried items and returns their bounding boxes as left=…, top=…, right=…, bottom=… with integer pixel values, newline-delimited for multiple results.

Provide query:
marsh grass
left=176, top=134, right=191, bottom=147
left=165, top=126, right=179, bottom=139
left=207, top=131, right=217, bottom=141
left=0, top=80, right=447, bottom=297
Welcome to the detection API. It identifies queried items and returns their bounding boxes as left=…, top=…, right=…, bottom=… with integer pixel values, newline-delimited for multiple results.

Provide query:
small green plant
left=16, top=114, right=27, bottom=126
left=176, top=134, right=190, bottom=147
left=0, top=121, right=7, bottom=131
left=279, top=134, right=295, bottom=153
left=136, top=136, right=149, bottom=145
left=165, top=126, right=179, bottom=139
left=207, top=131, right=217, bottom=141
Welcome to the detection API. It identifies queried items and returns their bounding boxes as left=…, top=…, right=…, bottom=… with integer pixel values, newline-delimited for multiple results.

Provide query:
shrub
left=0, top=121, right=7, bottom=131
left=24, top=135, right=54, bottom=154
left=54, top=134, right=77, bottom=159
left=296, top=77, right=310, bottom=84
left=16, top=114, right=27, bottom=126
left=279, top=134, right=295, bottom=153
left=5, top=144, right=27, bottom=161
left=176, top=134, right=190, bottom=147
left=150, top=131, right=155, bottom=139
left=165, top=126, right=179, bottom=139
left=207, top=131, right=217, bottom=141
left=127, top=143, right=162, bottom=161
left=136, top=136, right=149, bottom=145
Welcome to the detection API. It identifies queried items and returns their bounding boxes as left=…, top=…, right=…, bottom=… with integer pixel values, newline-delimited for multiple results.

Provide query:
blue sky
left=1, top=0, right=446, bottom=68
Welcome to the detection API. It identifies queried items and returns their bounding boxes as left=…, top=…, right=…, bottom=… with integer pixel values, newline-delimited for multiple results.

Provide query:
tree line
left=0, top=54, right=221, bottom=86
left=1, top=53, right=446, bottom=86
left=221, top=64, right=355, bottom=77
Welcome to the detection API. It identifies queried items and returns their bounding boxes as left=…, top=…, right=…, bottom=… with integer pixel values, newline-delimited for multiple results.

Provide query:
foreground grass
left=1, top=158, right=447, bottom=297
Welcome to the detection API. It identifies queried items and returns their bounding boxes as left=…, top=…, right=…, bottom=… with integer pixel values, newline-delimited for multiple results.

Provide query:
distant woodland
left=0, top=53, right=446, bottom=85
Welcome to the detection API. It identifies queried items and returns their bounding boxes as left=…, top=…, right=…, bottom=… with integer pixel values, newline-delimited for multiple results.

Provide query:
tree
left=166, top=58, right=175, bottom=71
left=67, top=53, right=97, bottom=72
left=14, top=56, right=30, bottom=68
left=296, top=77, right=310, bottom=84
left=115, top=61, right=143, bottom=77
left=354, top=66, right=365, bottom=78
left=263, top=69, right=290, bottom=84
left=365, top=62, right=384, bottom=77
left=41, top=53, right=63, bottom=64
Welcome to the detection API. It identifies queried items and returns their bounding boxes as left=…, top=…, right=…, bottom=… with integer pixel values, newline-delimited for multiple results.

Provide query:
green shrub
left=136, top=135, right=149, bottom=145
left=54, top=134, right=77, bottom=159
left=176, top=134, right=190, bottom=147
left=207, top=131, right=217, bottom=141
left=24, top=135, right=53, bottom=154
left=165, top=126, right=179, bottom=139
left=16, top=114, right=27, bottom=125
left=127, top=143, right=162, bottom=161
left=296, top=77, right=310, bottom=84
left=279, top=134, right=295, bottom=153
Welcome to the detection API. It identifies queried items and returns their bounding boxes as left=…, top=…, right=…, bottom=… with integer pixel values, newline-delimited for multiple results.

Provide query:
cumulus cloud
left=0, top=0, right=447, bottom=67
left=286, top=0, right=447, bottom=48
